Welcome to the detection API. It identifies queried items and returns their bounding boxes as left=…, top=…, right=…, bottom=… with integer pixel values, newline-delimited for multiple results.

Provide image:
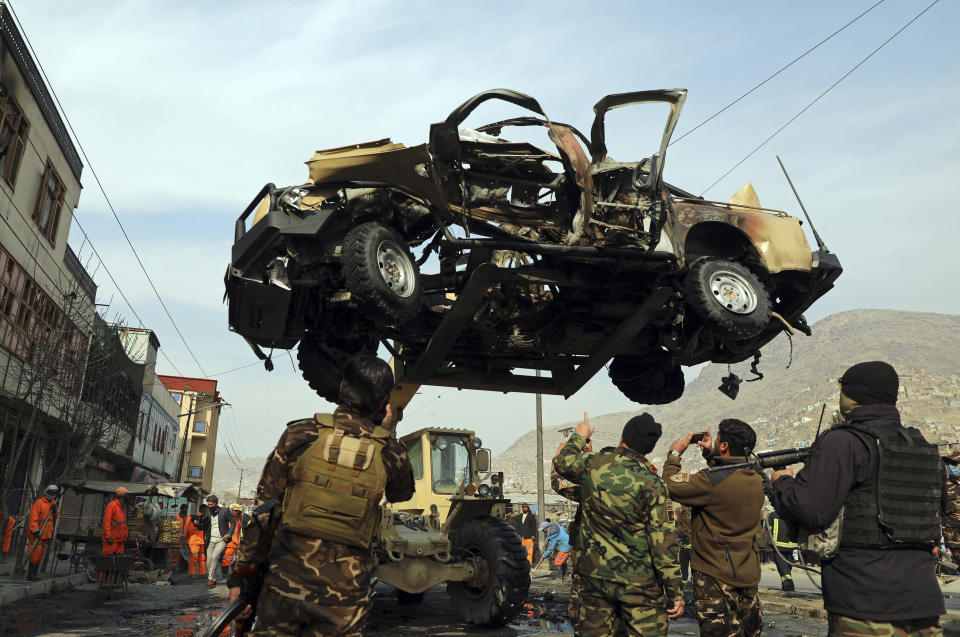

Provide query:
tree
left=0, top=271, right=139, bottom=574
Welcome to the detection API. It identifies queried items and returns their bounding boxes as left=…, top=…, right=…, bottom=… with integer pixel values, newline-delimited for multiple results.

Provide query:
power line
left=700, top=0, right=940, bottom=196
left=207, top=361, right=263, bottom=378
left=670, top=0, right=886, bottom=146
left=6, top=1, right=209, bottom=378
left=0, top=11, right=186, bottom=377
left=69, top=215, right=184, bottom=376
left=406, top=388, right=454, bottom=416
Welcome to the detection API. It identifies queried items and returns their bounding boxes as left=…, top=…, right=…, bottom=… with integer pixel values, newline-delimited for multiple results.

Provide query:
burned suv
left=225, top=88, right=840, bottom=404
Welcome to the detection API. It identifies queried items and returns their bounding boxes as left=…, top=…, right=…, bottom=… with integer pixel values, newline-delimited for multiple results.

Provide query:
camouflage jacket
left=554, top=434, right=682, bottom=602
left=673, top=502, right=692, bottom=549
left=550, top=467, right=582, bottom=548
left=236, top=406, right=415, bottom=605
left=943, top=479, right=960, bottom=547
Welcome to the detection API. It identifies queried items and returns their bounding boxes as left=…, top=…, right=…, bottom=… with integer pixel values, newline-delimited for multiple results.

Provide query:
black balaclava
left=839, top=361, right=899, bottom=405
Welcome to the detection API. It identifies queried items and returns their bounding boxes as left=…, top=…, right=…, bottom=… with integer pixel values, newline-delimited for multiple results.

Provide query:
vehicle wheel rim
left=376, top=240, right=416, bottom=298
left=709, top=269, right=758, bottom=314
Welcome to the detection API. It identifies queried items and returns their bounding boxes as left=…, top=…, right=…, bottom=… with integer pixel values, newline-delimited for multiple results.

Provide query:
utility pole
left=174, top=391, right=195, bottom=482
left=535, top=370, right=544, bottom=530
left=236, top=467, right=244, bottom=502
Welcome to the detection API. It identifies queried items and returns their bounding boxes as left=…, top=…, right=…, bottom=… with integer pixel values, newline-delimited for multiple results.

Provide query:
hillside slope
left=496, top=309, right=960, bottom=489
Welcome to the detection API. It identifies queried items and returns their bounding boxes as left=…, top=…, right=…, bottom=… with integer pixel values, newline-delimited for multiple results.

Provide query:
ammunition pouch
left=281, top=413, right=389, bottom=549
left=798, top=507, right=844, bottom=561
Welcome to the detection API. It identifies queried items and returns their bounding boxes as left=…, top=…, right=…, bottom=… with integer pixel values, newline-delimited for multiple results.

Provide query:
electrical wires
left=670, top=0, right=887, bottom=147
left=700, top=0, right=941, bottom=196
left=6, top=0, right=209, bottom=378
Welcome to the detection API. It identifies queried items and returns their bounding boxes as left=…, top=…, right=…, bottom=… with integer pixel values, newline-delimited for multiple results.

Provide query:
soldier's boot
left=781, top=575, right=795, bottom=592
left=26, top=563, right=38, bottom=581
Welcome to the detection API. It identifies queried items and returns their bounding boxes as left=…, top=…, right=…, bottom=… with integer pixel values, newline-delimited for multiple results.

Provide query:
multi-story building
left=0, top=4, right=99, bottom=507
left=118, top=327, right=180, bottom=480
left=158, top=375, right=223, bottom=495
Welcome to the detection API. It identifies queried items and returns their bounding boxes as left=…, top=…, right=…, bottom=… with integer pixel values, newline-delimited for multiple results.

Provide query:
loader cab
left=394, top=427, right=496, bottom=521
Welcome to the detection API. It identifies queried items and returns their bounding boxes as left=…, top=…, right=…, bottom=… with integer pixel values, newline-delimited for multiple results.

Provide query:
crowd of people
left=196, top=355, right=947, bottom=637
left=549, top=360, right=947, bottom=637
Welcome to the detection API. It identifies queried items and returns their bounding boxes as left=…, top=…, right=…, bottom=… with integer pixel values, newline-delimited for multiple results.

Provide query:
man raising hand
left=555, top=411, right=683, bottom=636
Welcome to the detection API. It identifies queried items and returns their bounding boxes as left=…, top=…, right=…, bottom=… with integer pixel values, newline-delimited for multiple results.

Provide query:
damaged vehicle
left=225, top=88, right=841, bottom=404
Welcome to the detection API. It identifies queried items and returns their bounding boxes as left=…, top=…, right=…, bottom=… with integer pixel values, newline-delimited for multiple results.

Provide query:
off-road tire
left=608, top=350, right=685, bottom=404
left=296, top=334, right=342, bottom=402
left=396, top=589, right=425, bottom=605
left=342, top=222, right=422, bottom=324
left=684, top=259, right=771, bottom=338
left=447, top=517, right=530, bottom=626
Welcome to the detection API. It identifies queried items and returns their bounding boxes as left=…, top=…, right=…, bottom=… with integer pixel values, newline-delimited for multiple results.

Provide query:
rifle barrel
left=706, top=447, right=811, bottom=472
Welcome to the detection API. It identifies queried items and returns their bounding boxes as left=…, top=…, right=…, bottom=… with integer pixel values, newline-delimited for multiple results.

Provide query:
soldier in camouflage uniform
left=552, top=439, right=592, bottom=633
left=941, top=450, right=960, bottom=568
left=554, top=412, right=684, bottom=637
left=231, top=356, right=415, bottom=636
left=672, top=502, right=692, bottom=581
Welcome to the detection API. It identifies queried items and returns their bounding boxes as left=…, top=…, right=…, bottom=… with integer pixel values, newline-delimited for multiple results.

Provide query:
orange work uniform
left=2, top=516, right=14, bottom=553
left=220, top=516, right=242, bottom=568
left=102, top=498, right=128, bottom=556
left=27, top=497, right=58, bottom=565
left=172, top=513, right=189, bottom=569
left=186, top=516, right=206, bottom=575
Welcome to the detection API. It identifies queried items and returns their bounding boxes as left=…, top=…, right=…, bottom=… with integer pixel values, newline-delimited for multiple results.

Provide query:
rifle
left=201, top=499, right=278, bottom=637
left=705, top=446, right=811, bottom=473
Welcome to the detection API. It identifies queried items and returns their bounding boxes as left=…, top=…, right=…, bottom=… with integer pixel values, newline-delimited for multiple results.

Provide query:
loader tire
left=447, top=517, right=530, bottom=627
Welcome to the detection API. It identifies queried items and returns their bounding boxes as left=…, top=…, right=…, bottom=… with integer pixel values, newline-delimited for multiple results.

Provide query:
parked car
left=225, top=88, right=841, bottom=404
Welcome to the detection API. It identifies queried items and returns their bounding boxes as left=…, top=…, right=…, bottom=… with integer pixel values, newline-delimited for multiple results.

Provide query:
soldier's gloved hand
left=667, top=599, right=685, bottom=620
left=573, top=411, right=593, bottom=441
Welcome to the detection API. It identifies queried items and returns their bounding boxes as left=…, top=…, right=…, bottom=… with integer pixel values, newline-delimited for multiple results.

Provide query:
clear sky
left=11, top=1, right=960, bottom=457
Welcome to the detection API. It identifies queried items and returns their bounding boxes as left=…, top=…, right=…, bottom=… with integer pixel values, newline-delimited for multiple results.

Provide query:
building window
left=193, top=421, right=206, bottom=433
left=0, top=243, right=86, bottom=364
left=32, top=161, right=65, bottom=243
left=0, top=86, right=30, bottom=189
left=188, top=466, right=203, bottom=479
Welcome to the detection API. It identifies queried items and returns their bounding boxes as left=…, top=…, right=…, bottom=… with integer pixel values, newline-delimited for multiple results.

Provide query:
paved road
left=0, top=571, right=826, bottom=637
left=3, top=567, right=958, bottom=636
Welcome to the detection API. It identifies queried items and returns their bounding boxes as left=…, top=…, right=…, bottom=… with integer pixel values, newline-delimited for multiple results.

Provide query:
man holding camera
left=770, top=361, right=944, bottom=635
left=554, top=412, right=684, bottom=636
left=663, top=419, right=764, bottom=637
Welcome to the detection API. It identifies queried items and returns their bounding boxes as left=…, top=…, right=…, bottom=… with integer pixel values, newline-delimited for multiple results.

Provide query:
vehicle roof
left=400, top=427, right=477, bottom=443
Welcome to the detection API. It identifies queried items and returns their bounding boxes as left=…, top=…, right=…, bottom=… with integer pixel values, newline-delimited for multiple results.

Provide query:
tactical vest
left=838, top=420, right=941, bottom=549
left=281, top=413, right=389, bottom=550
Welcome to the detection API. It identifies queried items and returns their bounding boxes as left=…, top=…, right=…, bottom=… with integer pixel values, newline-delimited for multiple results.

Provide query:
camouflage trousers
left=250, top=585, right=373, bottom=636
left=692, top=570, right=761, bottom=637
left=828, top=614, right=942, bottom=637
left=575, top=574, right=668, bottom=637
